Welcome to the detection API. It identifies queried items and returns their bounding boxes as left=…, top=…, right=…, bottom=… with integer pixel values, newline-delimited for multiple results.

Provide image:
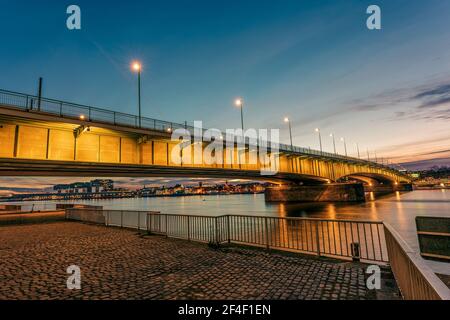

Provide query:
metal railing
left=384, top=223, right=450, bottom=300
left=104, top=210, right=160, bottom=231
left=145, top=213, right=388, bottom=263
left=0, top=88, right=404, bottom=174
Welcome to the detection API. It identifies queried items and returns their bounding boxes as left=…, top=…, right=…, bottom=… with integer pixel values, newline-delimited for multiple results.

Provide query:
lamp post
left=330, top=133, right=337, bottom=154
left=284, top=117, right=293, bottom=151
left=132, top=61, right=142, bottom=128
left=315, top=128, right=323, bottom=153
left=235, top=98, right=244, bottom=132
left=367, top=148, right=370, bottom=161
left=340, top=137, right=348, bottom=157
left=355, top=143, right=361, bottom=159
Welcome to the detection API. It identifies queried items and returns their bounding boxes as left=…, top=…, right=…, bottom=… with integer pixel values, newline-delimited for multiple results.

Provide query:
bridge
left=0, top=89, right=412, bottom=202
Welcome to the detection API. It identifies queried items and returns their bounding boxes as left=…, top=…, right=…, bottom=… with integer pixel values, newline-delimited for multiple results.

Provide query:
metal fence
left=145, top=213, right=388, bottom=263
left=0, top=88, right=403, bottom=172
left=104, top=210, right=160, bottom=231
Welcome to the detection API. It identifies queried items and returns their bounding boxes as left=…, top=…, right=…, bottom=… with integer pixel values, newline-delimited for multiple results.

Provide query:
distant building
left=53, top=179, right=114, bottom=194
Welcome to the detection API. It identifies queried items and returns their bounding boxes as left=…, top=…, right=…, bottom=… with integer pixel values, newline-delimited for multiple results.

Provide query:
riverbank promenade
left=0, top=222, right=399, bottom=300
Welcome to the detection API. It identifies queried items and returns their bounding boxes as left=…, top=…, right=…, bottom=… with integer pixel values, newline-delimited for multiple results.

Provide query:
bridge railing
left=0, top=88, right=403, bottom=173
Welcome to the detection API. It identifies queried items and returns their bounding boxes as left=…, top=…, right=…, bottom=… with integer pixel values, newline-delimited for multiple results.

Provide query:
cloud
left=418, top=96, right=450, bottom=109
left=414, top=83, right=450, bottom=99
left=400, top=157, right=450, bottom=171
left=340, top=75, right=450, bottom=122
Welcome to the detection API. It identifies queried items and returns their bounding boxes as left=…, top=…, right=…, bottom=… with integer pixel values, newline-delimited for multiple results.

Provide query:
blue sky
left=1, top=0, right=450, bottom=190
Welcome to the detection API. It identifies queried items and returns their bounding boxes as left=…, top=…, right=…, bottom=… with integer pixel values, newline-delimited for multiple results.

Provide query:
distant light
left=132, top=61, right=142, bottom=72
left=440, top=183, right=445, bottom=187
left=394, top=182, right=399, bottom=185
left=79, top=115, right=85, bottom=120
left=315, top=128, right=320, bottom=132
left=329, top=133, right=333, bottom=137
left=235, top=98, right=243, bottom=107
left=167, top=127, right=172, bottom=133
left=284, top=117, right=289, bottom=123
left=340, top=137, right=345, bottom=141
left=220, top=135, right=224, bottom=140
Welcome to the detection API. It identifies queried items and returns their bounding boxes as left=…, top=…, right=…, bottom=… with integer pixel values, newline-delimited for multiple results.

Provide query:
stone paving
left=0, top=222, right=399, bottom=300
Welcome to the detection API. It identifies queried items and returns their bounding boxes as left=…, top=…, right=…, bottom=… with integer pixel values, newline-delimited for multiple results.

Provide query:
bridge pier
left=364, top=182, right=413, bottom=195
left=265, top=183, right=366, bottom=203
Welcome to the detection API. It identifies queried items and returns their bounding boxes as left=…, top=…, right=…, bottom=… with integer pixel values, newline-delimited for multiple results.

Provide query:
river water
left=3, top=190, right=449, bottom=274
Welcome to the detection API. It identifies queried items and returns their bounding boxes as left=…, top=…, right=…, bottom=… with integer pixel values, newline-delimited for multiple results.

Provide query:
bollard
left=351, top=242, right=361, bottom=262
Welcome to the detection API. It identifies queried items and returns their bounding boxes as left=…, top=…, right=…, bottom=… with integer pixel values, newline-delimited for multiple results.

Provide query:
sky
left=1, top=0, right=450, bottom=191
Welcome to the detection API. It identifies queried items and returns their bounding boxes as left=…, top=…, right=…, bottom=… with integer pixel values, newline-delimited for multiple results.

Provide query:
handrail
left=144, top=212, right=388, bottom=263
left=384, top=222, right=450, bottom=300
left=0, top=88, right=408, bottom=178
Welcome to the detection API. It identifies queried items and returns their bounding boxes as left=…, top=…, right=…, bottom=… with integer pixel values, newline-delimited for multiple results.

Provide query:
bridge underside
left=0, top=158, right=330, bottom=185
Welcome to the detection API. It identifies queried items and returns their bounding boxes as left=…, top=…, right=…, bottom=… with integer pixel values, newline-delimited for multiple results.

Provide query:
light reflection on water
left=2, top=190, right=449, bottom=274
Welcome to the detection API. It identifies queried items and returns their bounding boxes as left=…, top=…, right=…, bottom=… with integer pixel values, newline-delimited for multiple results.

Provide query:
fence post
left=105, top=211, right=109, bottom=226
left=187, top=216, right=191, bottom=241
left=137, top=212, right=140, bottom=231
left=165, top=214, right=168, bottom=237
left=315, top=220, right=321, bottom=256
left=215, top=216, right=219, bottom=244
left=227, top=215, right=231, bottom=244
left=146, top=213, right=150, bottom=234
left=121, top=211, right=123, bottom=228
left=265, top=217, right=270, bottom=250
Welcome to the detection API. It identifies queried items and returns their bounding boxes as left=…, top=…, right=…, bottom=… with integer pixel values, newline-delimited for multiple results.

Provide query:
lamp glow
left=132, top=61, right=141, bottom=72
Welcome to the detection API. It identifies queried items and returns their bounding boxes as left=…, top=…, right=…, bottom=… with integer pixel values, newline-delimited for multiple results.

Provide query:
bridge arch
left=336, top=172, right=400, bottom=186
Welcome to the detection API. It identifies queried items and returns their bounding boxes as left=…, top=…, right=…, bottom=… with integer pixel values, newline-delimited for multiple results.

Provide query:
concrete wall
left=265, top=183, right=366, bottom=202
left=66, top=208, right=105, bottom=224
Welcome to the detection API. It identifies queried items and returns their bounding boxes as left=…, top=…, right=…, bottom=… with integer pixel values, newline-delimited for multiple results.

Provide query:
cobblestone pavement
left=0, top=222, right=399, bottom=300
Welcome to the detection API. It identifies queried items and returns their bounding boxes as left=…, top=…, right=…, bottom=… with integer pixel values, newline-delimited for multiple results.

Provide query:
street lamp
left=234, top=98, right=244, bottom=131
left=330, top=133, right=337, bottom=154
left=131, top=61, right=142, bottom=128
left=355, top=143, right=361, bottom=159
left=284, top=117, right=293, bottom=151
left=315, top=128, right=323, bottom=153
left=340, top=137, right=348, bottom=156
